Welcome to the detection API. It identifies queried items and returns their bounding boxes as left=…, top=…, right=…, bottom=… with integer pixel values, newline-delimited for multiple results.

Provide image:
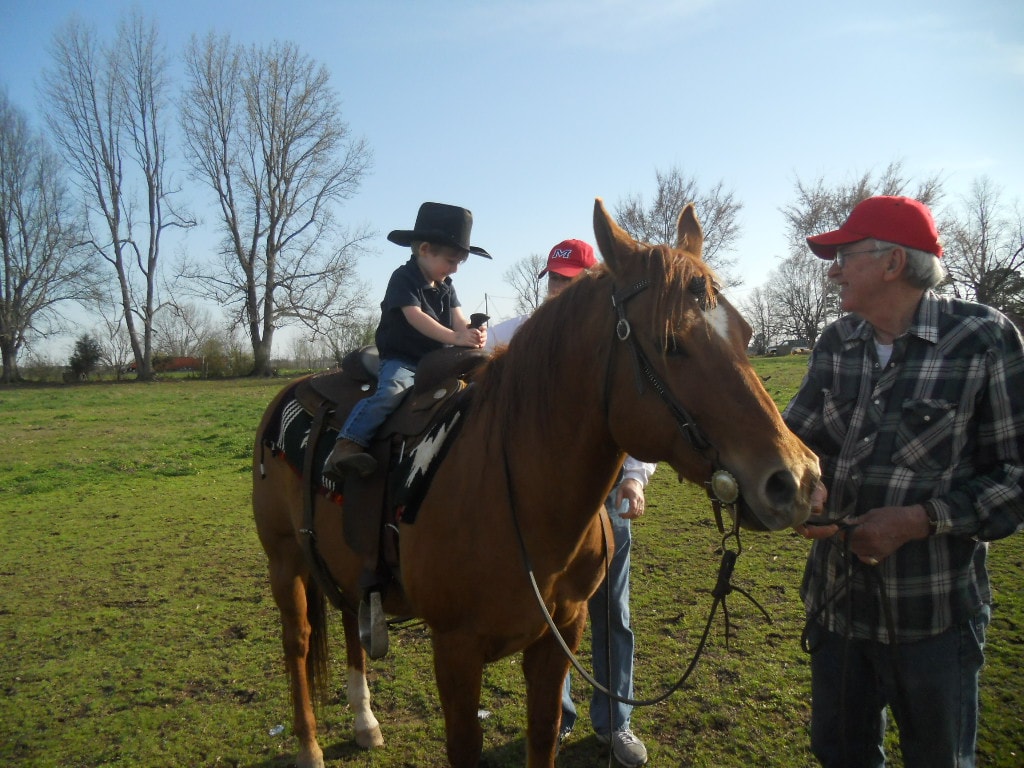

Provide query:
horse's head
left=592, top=198, right=819, bottom=531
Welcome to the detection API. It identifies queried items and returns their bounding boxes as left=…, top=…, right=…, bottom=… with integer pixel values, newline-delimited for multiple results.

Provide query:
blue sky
left=2, top=0, right=1023, bottom=353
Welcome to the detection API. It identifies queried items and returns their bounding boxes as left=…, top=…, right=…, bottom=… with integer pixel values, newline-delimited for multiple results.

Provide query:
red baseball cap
left=806, top=196, right=943, bottom=260
left=537, top=239, right=597, bottom=279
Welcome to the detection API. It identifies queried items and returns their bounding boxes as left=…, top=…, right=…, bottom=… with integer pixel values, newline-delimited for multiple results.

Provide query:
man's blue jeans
left=340, top=358, right=416, bottom=446
left=807, top=604, right=989, bottom=768
left=561, top=497, right=635, bottom=737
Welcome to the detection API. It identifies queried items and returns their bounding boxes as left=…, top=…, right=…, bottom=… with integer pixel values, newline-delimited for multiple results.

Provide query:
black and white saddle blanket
left=268, top=382, right=474, bottom=518
left=389, top=397, right=470, bottom=523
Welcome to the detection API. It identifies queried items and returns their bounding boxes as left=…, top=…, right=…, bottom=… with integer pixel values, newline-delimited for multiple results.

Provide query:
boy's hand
left=453, top=325, right=486, bottom=348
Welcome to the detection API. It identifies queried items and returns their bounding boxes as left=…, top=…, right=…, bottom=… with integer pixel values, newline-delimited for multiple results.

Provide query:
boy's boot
left=323, top=438, right=377, bottom=481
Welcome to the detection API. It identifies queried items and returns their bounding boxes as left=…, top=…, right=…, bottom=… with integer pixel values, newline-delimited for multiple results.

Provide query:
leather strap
left=299, top=402, right=353, bottom=612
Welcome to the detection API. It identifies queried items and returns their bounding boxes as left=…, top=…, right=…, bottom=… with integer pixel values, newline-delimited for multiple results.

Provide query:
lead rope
left=800, top=520, right=903, bottom=760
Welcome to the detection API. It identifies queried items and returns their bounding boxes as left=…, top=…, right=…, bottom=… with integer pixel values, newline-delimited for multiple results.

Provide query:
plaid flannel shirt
left=783, top=292, right=1024, bottom=642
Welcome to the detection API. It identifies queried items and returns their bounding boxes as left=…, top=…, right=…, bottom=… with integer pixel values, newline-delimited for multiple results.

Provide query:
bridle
left=609, top=276, right=741, bottom=519
left=505, top=271, right=771, bottom=710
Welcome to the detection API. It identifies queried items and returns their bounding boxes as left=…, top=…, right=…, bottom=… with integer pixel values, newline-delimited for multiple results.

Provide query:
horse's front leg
left=341, top=608, right=384, bottom=748
left=522, top=613, right=587, bottom=768
left=432, top=631, right=485, bottom=768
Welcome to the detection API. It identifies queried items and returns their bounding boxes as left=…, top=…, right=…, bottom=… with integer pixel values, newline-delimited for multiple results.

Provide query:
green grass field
left=1, top=358, right=1021, bottom=767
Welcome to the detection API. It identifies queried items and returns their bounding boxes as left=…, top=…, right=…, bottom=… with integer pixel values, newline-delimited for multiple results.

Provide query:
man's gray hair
left=874, top=239, right=945, bottom=290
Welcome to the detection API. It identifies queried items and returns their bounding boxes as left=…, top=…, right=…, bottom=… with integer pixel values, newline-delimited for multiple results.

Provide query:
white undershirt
left=874, top=339, right=894, bottom=367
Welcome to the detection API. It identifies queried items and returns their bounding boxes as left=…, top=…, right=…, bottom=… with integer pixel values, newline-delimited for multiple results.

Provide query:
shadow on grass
left=479, top=735, right=610, bottom=768
left=235, top=735, right=609, bottom=767
left=237, top=739, right=378, bottom=768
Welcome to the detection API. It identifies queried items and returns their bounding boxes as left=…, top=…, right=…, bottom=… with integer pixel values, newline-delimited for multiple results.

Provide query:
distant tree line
left=3, top=11, right=1022, bottom=383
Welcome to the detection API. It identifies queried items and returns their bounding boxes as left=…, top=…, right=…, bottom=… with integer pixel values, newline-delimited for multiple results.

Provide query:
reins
left=799, top=519, right=905, bottom=759
left=799, top=520, right=899, bottom=653
left=503, top=445, right=770, bottom=709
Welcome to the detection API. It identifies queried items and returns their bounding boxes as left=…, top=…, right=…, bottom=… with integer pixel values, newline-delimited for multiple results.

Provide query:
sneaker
left=558, top=725, right=572, bottom=746
left=597, top=728, right=648, bottom=767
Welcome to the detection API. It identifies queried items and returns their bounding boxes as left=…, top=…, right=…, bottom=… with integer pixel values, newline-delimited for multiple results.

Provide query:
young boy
left=323, top=202, right=490, bottom=481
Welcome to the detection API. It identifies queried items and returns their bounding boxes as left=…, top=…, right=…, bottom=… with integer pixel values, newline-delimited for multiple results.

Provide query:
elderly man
left=785, top=196, right=1024, bottom=767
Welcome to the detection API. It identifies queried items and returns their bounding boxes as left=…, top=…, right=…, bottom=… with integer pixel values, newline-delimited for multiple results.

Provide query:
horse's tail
left=305, top=577, right=331, bottom=708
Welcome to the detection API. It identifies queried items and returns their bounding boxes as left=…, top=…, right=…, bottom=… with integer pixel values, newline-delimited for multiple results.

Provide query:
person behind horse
left=489, top=239, right=655, bottom=768
left=787, top=196, right=1024, bottom=767
left=324, top=201, right=490, bottom=480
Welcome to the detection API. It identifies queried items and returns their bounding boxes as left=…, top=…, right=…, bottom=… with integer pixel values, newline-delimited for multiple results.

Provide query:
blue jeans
left=807, top=604, right=990, bottom=768
left=339, top=358, right=416, bottom=446
left=561, top=495, right=634, bottom=737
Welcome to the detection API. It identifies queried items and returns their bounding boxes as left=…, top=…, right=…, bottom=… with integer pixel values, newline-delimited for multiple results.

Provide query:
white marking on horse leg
left=705, top=304, right=731, bottom=341
left=347, top=666, right=384, bottom=749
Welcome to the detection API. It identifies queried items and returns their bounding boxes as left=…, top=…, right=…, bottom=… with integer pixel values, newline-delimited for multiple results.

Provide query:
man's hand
left=843, top=504, right=930, bottom=565
left=795, top=503, right=931, bottom=565
left=614, top=478, right=646, bottom=519
left=794, top=481, right=837, bottom=539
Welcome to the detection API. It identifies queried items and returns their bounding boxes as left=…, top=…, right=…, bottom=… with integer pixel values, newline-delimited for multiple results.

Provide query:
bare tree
left=773, top=161, right=946, bottom=344
left=42, top=11, right=191, bottom=381
left=88, top=282, right=135, bottom=379
left=738, top=285, right=785, bottom=355
left=180, top=34, right=374, bottom=377
left=767, top=253, right=834, bottom=346
left=321, top=312, right=378, bottom=367
left=939, top=177, right=1024, bottom=317
left=780, top=161, right=944, bottom=257
left=152, top=300, right=213, bottom=357
left=502, top=253, right=546, bottom=316
left=0, top=91, right=93, bottom=383
left=614, top=166, right=743, bottom=284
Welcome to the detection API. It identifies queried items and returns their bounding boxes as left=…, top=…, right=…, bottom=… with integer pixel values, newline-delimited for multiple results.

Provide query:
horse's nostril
left=765, top=469, right=798, bottom=507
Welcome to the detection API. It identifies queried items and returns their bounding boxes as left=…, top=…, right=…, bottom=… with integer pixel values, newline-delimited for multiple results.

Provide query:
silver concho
left=710, top=470, right=739, bottom=505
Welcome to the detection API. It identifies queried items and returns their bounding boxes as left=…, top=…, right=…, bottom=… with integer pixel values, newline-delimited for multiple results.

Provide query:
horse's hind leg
left=432, top=631, right=485, bottom=768
left=264, top=543, right=326, bottom=768
left=341, top=609, right=384, bottom=748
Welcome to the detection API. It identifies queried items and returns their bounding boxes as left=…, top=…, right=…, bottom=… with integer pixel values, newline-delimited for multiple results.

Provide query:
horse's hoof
left=296, top=744, right=325, bottom=768
left=355, top=724, right=385, bottom=749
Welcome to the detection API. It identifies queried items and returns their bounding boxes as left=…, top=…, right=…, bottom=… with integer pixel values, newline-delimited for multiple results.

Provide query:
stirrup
left=358, top=591, right=389, bottom=660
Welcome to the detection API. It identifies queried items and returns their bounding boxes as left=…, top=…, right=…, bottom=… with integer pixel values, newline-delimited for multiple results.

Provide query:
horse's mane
left=472, top=242, right=718, bottom=436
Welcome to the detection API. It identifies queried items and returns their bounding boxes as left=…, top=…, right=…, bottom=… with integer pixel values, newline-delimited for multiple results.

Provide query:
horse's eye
left=666, top=335, right=688, bottom=357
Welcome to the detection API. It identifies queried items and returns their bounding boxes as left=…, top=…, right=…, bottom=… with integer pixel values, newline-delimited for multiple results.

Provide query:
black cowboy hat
left=387, top=202, right=492, bottom=258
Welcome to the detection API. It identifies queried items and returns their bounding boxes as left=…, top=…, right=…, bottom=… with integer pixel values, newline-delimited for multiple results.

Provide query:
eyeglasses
left=834, top=245, right=890, bottom=269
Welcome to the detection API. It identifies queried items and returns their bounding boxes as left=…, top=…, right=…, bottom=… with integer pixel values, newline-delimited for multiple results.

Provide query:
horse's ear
left=676, top=203, right=705, bottom=260
left=593, top=197, right=636, bottom=276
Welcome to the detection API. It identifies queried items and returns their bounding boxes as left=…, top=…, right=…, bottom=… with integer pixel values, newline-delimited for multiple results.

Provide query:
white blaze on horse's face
left=704, top=302, right=731, bottom=342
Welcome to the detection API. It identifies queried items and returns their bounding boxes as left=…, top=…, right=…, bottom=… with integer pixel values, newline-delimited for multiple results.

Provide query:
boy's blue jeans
left=807, top=604, right=989, bottom=768
left=339, top=358, right=416, bottom=447
left=561, top=496, right=635, bottom=737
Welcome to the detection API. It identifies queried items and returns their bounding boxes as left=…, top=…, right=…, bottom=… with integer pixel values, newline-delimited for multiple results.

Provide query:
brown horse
left=253, top=199, right=820, bottom=768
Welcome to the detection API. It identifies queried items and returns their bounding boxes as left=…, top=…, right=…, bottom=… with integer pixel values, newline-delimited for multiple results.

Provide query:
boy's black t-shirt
left=375, top=256, right=461, bottom=365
